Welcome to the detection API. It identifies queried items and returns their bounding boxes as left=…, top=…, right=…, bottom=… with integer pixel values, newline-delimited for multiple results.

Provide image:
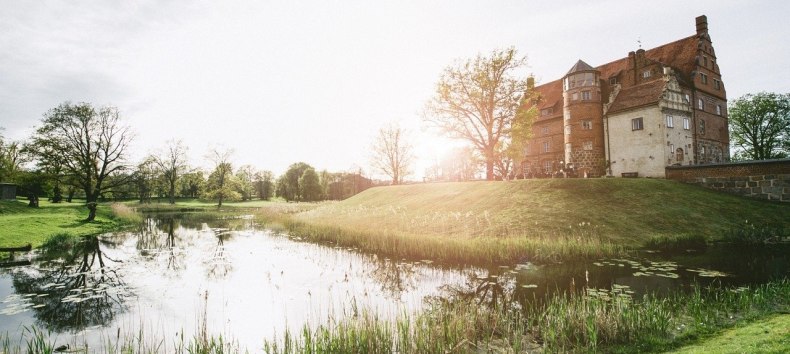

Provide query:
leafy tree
left=254, top=170, right=275, bottom=200
left=235, top=165, right=256, bottom=201
left=299, top=167, right=322, bottom=202
left=179, top=171, right=205, bottom=198
left=424, top=48, right=532, bottom=180
left=729, top=92, right=790, bottom=160
left=204, top=148, right=237, bottom=207
left=30, top=103, right=132, bottom=220
left=154, top=140, right=189, bottom=204
left=135, top=157, right=158, bottom=203
left=370, top=123, right=414, bottom=185
left=0, top=129, right=27, bottom=183
left=279, top=162, right=313, bottom=202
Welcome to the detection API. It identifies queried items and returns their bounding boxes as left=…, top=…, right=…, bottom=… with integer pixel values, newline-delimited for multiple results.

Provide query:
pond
left=1, top=213, right=788, bottom=351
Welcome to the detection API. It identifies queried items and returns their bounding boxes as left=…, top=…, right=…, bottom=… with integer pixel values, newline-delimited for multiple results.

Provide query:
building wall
left=606, top=105, right=668, bottom=177
left=666, top=159, right=790, bottom=202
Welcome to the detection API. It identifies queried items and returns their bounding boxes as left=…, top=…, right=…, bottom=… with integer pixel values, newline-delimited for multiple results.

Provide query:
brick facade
left=519, top=15, right=729, bottom=178
left=665, top=159, right=790, bottom=202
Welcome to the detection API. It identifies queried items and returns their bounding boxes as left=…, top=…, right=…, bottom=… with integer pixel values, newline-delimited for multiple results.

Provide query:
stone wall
left=665, top=159, right=790, bottom=202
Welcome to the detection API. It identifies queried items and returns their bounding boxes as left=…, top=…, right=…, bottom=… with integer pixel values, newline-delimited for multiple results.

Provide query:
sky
left=1, top=0, right=788, bottom=179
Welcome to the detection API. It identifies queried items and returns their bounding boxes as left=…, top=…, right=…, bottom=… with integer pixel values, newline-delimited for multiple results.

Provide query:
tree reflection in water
left=439, top=271, right=518, bottom=309
left=205, top=229, right=233, bottom=280
left=369, top=258, right=418, bottom=298
left=136, top=217, right=185, bottom=274
left=11, top=236, right=128, bottom=332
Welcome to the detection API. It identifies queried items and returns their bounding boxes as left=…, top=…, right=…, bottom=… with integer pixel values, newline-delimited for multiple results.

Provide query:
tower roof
left=565, top=59, right=595, bottom=75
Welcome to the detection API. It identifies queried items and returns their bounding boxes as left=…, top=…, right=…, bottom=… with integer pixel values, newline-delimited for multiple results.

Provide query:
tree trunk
left=169, top=182, right=176, bottom=204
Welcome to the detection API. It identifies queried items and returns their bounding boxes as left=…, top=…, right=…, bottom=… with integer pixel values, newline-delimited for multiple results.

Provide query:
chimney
left=696, top=15, right=708, bottom=35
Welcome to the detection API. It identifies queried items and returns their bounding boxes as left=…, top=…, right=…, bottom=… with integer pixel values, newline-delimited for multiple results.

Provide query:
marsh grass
left=261, top=279, right=790, bottom=353
left=722, top=220, right=787, bottom=245
left=643, top=233, right=707, bottom=251
left=267, top=216, right=626, bottom=265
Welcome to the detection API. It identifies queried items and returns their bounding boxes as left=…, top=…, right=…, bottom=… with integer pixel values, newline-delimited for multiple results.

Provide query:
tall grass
left=260, top=279, right=790, bottom=353
left=722, top=220, right=787, bottom=245
left=260, top=212, right=627, bottom=265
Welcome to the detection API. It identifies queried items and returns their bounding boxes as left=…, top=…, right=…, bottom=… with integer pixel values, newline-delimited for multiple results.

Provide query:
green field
left=0, top=199, right=125, bottom=248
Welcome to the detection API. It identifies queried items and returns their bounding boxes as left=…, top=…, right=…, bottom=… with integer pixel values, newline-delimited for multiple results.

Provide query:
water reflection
left=369, top=258, right=418, bottom=297
left=10, top=236, right=128, bottom=332
left=0, top=213, right=787, bottom=351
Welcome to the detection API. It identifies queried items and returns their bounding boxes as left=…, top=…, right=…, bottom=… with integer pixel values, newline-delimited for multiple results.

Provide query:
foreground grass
left=0, top=200, right=133, bottom=249
left=670, top=314, right=790, bottom=354
left=260, top=279, right=790, bottom=353
left=264, top=179, right=790, bottom=265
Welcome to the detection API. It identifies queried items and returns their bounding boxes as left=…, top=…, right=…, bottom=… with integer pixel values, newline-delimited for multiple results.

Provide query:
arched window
left=676, top=148, right=684, bottom=162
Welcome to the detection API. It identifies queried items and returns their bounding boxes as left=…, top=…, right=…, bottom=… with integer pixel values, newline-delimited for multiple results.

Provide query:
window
left=631, top=117, right=644, bottom=131
left=581, top=91, right=591, bottom=100
left=676, top=148, right=684, bottom=161
left=544, top=160, right=552, bottom=173
left=609, top=77, right=619, bottom=85
left=697, top=98, right=705, bottom=110
left=700, top=73, right=708, bottom=84
left=543, top=141, right=550, bottom=153
left=703, top=56, right=708, bottom=67
left=716, top=104, right=722, bottom=115
left=665, top=114, right=674, bottom=128
left=700, top=146, right=706, bottom=158
left=564, top=125, right=571, bottom=135
left=583, top=141, right=593, bottom=150
left=541, top=126, right=549, bottom=135
left=713, top=79, right=721, bottom=90
left=572, top=92, right=579, bottom=100
left=642, top=70, right=651, bottom=78
left=683, top=117, right=690, bottom=130
left=684, top=94, right=690, bottom=103
left=581, top=120, right=593, bottom=130
left=541, top=108, right=554, bottom=116
left=699, top=119, right=706, bottom=135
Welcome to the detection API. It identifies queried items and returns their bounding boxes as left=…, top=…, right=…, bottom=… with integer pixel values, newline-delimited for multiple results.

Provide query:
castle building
left=521, top=15, right=729, bottom=178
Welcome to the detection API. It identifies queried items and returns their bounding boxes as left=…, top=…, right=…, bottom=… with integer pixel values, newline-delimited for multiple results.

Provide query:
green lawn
left=0, top=199, right=122, bottom=248
left=670, top=314, right=790, bottom=353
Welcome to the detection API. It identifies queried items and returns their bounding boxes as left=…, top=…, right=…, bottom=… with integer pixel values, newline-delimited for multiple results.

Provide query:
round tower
left=562, top=60, right=605, bottom=177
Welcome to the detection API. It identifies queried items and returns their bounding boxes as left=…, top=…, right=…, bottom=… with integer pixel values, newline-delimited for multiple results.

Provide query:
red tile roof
left=606, top=79, right=666, bottom=114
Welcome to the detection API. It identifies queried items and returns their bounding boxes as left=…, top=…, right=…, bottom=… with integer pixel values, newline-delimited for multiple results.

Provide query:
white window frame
left=581, top=120, right=592, bottom=130
left=581, top=91, right=591, bottom=100
left=697, top=98, right=705, bottom=110
left=666, top=115, right=674, bottom=128
left=543, top=141, right=550, bottom=153
left=683, top=117, right=690, bottom=130
left=583, top=141, right=593, bottom=151
left=642, top=70, right=651, bottom=78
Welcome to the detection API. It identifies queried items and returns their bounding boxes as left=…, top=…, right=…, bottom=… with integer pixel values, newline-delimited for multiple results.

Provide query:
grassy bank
left=269, top=179, right=790, bottom=265
left=0, top=200, right=137, bottom=249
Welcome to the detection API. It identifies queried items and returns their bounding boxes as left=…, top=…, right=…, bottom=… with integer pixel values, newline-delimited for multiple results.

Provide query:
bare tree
left=31, top=102, right=132, bottom=220
left=424, top=48, right=532, bottom=180
left=370, top=123, right=414, bottom=185
left=154, top=140, right=189, bottom=204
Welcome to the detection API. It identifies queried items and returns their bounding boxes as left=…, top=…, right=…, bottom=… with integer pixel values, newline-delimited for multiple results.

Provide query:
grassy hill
left=288, top=178, right=790, bottom=264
